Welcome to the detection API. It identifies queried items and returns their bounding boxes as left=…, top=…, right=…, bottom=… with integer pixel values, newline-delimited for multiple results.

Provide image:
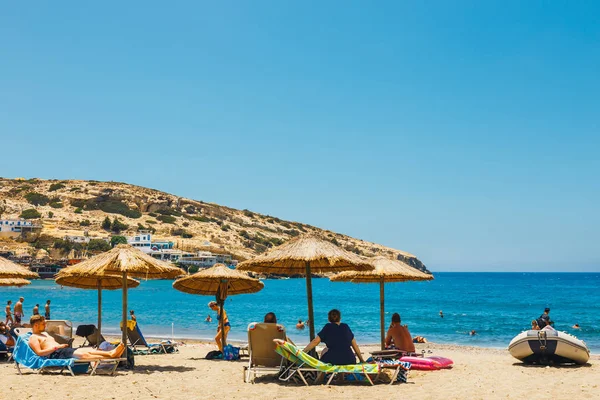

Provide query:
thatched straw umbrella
left=55, top=271, right=140, bottom=345
left=173, top=263, right=263, bottom=350
left=0, top=256, right=40, bottom=279
left=237, top=235, right=373, bottom=342
left=330, top=256, right=433, bottom=349
left=57, top=244, right=182, bottom=343
left=0, top=278, right=31, bottom=287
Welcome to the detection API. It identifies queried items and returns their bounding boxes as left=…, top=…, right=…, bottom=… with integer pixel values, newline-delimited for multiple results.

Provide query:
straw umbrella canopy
left=173, top=263, right=263, bottom=349
left=237, top=235, right=373, bottom=342
left=55, top=270, right=140, bottom=345
left=330, top=256, right=433, bottom=349
left=57, top=244, right=183, bottom=343
left=0, top=256, right=39, bottom=279
left=0, top=278, right=31, bottom=287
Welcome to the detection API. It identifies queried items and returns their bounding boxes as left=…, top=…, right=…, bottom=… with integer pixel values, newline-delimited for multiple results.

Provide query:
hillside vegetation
left=0, top=178, right=429, bottom=273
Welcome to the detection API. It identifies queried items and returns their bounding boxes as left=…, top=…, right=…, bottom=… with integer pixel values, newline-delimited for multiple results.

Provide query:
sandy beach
left=1, top=337, right=597, bottom=400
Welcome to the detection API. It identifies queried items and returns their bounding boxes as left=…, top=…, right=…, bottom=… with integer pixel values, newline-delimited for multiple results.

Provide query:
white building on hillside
left=0, top=219, right=34, bottom=233
left=127, top=231, right=153, bottom=253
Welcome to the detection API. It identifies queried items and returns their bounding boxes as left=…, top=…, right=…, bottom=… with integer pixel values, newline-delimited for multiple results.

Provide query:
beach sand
left=1, top=338, right=597, bottom=400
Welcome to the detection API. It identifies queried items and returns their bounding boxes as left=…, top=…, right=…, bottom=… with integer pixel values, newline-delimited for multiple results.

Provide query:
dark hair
left=544, top=308, right=550, bottom=313
left=328, top=309, right=341, bottom=323
left=7, top=300, right=10, bottom=304
left=35, top=304, right=39, bottom=307
left=130, top=310, right=135, bottom=314
left=391, top=313, right=401, bottom=323
left=46, top=300, right=51, bottom=303
left=30, top=314, right=45, bottom=326
left=264, top=312, right=277, bottom=323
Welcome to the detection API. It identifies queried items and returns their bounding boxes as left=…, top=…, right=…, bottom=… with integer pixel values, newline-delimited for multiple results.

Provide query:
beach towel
left=275, top=339, right=411, bottom=385
left=13, top=332, right=76, bottom=371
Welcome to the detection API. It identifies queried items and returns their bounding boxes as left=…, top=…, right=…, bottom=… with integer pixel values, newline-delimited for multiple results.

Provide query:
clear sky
left=1, top=1, right=599, bottom=272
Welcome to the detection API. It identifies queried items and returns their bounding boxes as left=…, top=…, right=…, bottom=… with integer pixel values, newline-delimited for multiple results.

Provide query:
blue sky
left=1, top=1, right=598, bottom=271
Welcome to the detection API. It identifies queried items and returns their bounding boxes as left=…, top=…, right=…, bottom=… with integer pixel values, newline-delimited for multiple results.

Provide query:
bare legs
left=214, top=326, right=230, bottom=352
left=73, top=342, right=126, bottom=360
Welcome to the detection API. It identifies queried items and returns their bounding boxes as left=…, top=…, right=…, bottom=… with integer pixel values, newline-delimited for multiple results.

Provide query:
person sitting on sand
left=303, top=309, right=365, bottom=365
left=263, top=312, right=277, bottom=323
left=384, top=313, right=415, bottom=352
left=572, top=324, right=580, bottom=329
left=413, top=336, right=428, bottom=343
left=28, top=315, right=125, bottom=360
left=296, top=319, right=305, bottom=330
left=531, top=320, right=540, bottom=330
left=208, top=301, right=229, bottom=352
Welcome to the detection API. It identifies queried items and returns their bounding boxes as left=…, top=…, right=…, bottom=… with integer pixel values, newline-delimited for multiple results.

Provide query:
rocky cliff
left=0, top=178, right=430, bottom=273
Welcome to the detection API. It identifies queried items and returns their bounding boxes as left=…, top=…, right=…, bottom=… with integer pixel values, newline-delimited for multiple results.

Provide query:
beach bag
left=223, top=344, right=240, bottom=361
left=71, top=362, right=91, bottom=374
left=205, top=350, right=223, bottom=360
left=118, top=347, right=135, bottom=370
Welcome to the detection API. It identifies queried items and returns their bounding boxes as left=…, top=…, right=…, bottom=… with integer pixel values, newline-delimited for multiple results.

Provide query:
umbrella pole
left=97, top=279, right=102, bottom=347
left=380, top=279, right=385, bottom=350
left=122, top=271, right=128, bottom=344
left=305, top=261, right=316, bottom=343
left=219, top=301, right=226, bottom=350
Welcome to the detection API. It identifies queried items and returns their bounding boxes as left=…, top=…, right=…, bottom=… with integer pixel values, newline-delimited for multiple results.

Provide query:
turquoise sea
left=1, top=273, right=598, bottom=352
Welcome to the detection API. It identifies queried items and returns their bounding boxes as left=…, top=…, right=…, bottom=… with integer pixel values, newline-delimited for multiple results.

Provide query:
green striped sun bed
left=273, top=339, right=411, bottom=385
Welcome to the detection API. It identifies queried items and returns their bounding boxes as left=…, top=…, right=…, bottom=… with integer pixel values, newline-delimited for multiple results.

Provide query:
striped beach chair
left=274, top=339, right=411, bottom=385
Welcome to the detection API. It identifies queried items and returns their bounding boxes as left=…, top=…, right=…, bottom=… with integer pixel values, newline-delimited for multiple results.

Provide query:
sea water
left=1, top=272, right=599, bottom=351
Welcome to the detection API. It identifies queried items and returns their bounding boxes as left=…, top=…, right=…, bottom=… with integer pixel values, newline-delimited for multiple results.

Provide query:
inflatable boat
left=508, top=330, right=590, bottom=365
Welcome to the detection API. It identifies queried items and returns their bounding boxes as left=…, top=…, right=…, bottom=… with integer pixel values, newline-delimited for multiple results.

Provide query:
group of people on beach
left=206, top=301, right=420, bottom=364
left=5, top=297, right=51, bottom=327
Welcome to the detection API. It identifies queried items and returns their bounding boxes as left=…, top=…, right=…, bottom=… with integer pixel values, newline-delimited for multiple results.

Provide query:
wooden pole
left=122, top=271, right=128, bottom=344
left=97, top=279, right=102, bottom=347
left=305, top=261, right=316, bottom=343
left=380, top=278, right=385, bottom=350
left=219, top=300, right=226, bottom=350
left=217, top=280, right=227, bottom=350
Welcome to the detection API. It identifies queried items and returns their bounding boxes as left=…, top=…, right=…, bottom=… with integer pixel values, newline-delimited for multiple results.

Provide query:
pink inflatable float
left=399, top=356, right=454, bottom=370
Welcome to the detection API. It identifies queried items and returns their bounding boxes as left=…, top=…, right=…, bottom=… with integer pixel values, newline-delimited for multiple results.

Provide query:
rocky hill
left=0, top=178, right=430, bottom=273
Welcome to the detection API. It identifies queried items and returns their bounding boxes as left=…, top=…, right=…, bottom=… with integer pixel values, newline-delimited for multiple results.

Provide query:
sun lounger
left=0, top=340, right=12, bottom=361
left=274, top=339, right=411, bottom=385
left=76, top=324, right=106, bottom=348
left=243, top=322, right=287, bottom=383
left=123, top=320, right=178, bottom=354
left=12, top=332, right=124, bottom=376
left=46, top=320, right=74, bottom=347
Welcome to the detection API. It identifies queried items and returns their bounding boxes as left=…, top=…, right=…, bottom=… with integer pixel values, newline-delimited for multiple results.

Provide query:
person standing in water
left=33, top=304, right=40, bottom=316
left=45, top=300, right=51, bottom=320
left=439, top=310, right=444, bottom=318
left=5, top=300, right=13, bottom=325
left=14, top=297, right=24, bottom=326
